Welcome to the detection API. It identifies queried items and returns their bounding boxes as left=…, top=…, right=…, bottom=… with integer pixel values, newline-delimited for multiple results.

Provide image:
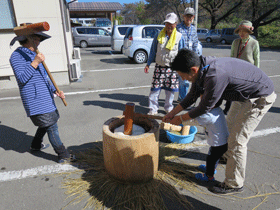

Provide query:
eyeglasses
left=184, top=14, right=194, bottom=18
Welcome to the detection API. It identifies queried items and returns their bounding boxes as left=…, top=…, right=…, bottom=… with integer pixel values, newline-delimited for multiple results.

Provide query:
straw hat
left=234, top=20, right=254, bottom=34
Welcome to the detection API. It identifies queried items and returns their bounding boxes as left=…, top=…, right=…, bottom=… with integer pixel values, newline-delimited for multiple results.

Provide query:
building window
left=0, top=0, right=16, bottom=30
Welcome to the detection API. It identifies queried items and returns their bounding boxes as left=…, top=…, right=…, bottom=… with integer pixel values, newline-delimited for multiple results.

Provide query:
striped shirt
left=10, top=47, right=57, bottom=117
left=176, top=23, right=198, bottom=53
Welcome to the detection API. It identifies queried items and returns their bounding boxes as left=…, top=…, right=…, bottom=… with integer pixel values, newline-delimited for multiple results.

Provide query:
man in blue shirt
left=177, top=7, right=199, bottom=102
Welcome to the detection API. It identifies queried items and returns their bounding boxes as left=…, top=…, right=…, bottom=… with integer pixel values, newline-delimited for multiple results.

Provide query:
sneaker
left=30, top=143, right=50, bottom=151
left=195, top=173, right=215, bottom=181
left=219, top=156, right=227, bottom=164
left=209, top=182, right=244, bottom=194
left=198, top=164, right=217, bottom=174
left=58, top=154, right=77, bottom=164
left=147, top=110, right=158, bottom=116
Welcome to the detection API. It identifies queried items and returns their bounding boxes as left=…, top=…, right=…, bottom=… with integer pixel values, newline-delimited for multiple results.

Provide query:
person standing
left=9, top=30, right=75, bottom=163
left=176, top=7, right=199, bottom=103
left=164, top=48, right=276, bottom=194
left=144, top=13, right=184, bottom=115
left=223, top=20, right=260, bottom=115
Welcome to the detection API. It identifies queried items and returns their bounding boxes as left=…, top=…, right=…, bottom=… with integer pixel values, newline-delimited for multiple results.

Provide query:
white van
left=111, top=25, right=136, bottom=53
left=71, top=18, right=94, bottom=27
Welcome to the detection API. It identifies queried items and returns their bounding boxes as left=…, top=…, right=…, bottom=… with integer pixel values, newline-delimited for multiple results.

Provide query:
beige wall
left=0, top=0, right=76, bottom=90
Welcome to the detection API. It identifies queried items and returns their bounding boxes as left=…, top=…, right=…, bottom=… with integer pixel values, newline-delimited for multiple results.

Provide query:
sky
left=73, top=0, right=141, bottom=5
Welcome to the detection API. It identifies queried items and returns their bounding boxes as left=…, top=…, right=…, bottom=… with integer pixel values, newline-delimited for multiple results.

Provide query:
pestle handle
left=123, top=103, right=135, bottom=135
left=182, top=125, right=190, bottom=136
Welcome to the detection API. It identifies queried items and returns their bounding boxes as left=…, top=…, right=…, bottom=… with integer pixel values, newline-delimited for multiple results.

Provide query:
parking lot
left=0, top=44, right=280, bottom=210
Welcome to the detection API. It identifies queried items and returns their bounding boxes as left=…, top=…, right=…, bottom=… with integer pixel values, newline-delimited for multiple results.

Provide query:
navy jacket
left=10, top=47, right=57, bottom=117
left=180, top=56, right=274, bottom=119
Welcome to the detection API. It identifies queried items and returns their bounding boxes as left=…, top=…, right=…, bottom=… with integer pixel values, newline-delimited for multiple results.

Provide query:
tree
left=249, top=0, right=280, bottom=36
left=199, top=0, right=244, bottom=29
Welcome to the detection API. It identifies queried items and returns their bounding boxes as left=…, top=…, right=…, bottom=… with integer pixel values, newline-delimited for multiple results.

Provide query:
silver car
left=123, top=25, right=164, bottom=64
left=205, top=29, right=222, bottom=43
left=111, top=25, right=136, bottom=53
left=72, top=26, right=111, bottom=48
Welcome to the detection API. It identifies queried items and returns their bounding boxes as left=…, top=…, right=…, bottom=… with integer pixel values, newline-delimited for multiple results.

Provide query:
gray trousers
left=224, top=92, right=277, bottom=188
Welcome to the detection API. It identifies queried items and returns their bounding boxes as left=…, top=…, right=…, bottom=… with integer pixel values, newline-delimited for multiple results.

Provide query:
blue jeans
left=33, top=123, right=63, bottom=151
left=178, top=76, right=190, bottom=101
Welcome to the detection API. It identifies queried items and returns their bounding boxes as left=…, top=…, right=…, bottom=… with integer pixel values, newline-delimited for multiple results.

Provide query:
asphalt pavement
left=0, top=43, right=280, bottom=210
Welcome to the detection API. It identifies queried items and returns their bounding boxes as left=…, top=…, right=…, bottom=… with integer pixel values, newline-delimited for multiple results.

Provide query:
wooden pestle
left=161, top=122, right=190, bottom=135
left=123, top=103, right=135, bottom=135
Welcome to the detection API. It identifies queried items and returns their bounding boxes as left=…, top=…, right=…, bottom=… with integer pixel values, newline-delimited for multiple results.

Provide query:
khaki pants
left=224, top=92, right=277, bottom=188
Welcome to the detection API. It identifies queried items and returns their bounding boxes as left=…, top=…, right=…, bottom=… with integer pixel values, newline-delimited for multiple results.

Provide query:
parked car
left=219, top=28, right=239, bottom=44
left=123, top=25, right=165, bottom=64
left=111, top=24, right=136, bottom=53
left=205, top=29, right=222, bottom=43
left=197, top=28, right=209, bottom=40
left=72, top=26, right=111, bottom=48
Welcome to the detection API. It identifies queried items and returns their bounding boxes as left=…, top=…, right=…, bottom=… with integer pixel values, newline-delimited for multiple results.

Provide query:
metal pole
left=194, top=0, right=198, bottom=28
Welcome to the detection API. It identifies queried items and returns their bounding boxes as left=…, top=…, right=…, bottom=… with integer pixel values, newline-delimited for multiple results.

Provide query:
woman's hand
left=144, top=65, right=149, bottom=73
left=31, top=52, right=45, bottom=69
left=55, top=91, right=65, bottom=99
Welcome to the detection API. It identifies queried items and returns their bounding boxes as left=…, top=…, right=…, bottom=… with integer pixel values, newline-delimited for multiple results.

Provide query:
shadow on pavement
left=269, top=106, right=280, bottom=114
left=0, top=124, right=57, bottom=162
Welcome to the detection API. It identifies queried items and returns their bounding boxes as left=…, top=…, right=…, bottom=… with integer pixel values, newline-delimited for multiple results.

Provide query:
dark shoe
left=219, top=156, right=227, bottom=164
left=30, top=143, right=50, bottom=151
left=209, top=182, right=244, bottom=194
left=58, top=154, right=77, bottom=164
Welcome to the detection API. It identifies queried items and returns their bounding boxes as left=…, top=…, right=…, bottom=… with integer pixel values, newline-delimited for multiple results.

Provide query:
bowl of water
left=165, top=125, right=197, bottom=144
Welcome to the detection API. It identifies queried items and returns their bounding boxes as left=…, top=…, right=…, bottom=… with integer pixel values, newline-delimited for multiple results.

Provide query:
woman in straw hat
left=223, top=20, right=260, bottom=115
left=9, top=28, right=76, bottom=163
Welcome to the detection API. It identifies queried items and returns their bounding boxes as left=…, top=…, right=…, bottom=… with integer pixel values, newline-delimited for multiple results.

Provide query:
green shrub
left=258, top=25, right=280, bottom=49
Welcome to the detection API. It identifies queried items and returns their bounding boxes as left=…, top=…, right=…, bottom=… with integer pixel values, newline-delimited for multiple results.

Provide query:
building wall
left=0, top=0, right=77, bottom=90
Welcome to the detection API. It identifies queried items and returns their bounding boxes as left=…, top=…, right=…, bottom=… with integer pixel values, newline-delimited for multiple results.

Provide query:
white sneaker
left=147, top=110, right=158, bottom=115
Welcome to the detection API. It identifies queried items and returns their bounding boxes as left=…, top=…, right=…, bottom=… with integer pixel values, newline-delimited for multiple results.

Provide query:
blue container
left=166, top=125, right=197, bottom=144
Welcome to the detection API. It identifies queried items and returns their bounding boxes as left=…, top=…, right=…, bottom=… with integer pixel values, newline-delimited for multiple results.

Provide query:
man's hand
left=144, top=65, right=149, bottom=73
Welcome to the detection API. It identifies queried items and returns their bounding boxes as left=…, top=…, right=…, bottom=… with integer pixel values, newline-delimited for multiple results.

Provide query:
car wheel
left=134, top=50, right=147, bottom=64
left=220, top=39, right=226, bottom=44
left=206, top=38, right=212, bottom=43
left=80, top=41, right=88, bottom=48
left=121, top=46, right=123, bottom=54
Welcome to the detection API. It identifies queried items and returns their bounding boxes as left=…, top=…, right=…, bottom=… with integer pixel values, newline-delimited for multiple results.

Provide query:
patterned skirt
left=151, top=64, right=179, bottom=92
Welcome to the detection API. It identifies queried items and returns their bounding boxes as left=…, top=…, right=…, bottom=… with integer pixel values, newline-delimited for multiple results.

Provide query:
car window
left=143, top=27, right=158, bottom=38
left=118, top=27, right=129, bottom=35
left=76, top=28, right=86, bottom=34
left=98, top=29, right=106, bottom=35
left=124, top=27, right=133, bottom=38
left=87, top=28, right=98, bottom=35
left=225, top=29, right=234, bottom=35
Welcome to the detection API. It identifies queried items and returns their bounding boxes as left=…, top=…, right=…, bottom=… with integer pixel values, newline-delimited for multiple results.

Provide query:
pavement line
left=0, top=85, right=151, bottom=101
left=82, top=66, right=147, bottom=72
left=0, top=126, right=279, bottom=183
left=0, top=164, right=76, bottom=182
left=269, top=74, right=280, bottom=78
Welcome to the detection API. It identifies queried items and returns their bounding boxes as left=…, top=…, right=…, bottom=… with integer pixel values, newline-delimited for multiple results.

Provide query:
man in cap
left=9, top=25, right=75, bottom=163
left=144, top=13, right=185, bottom=115
left=176, top=7, right=200, bottom=103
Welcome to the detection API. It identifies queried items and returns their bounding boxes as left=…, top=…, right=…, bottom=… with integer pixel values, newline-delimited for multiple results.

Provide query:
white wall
left=0, top=0, right=76, bottom=89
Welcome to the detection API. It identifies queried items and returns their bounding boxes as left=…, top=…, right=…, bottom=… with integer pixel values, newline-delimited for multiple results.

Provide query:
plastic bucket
left=166, top=126, right=197, bottom=144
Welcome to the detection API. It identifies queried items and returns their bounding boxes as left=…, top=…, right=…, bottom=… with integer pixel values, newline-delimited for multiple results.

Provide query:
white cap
left=163, top=13, right=178, bottom=24
left=184, top=7, right=195, bottom=16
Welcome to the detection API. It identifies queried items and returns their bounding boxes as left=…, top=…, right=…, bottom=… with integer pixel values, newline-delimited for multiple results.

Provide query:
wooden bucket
left=103, top=115, right=159, bottom=183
